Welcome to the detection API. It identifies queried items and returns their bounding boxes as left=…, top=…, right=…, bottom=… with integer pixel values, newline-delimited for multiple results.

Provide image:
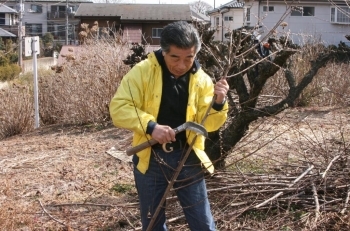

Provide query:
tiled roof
left=75, top=3, right=192, bottom=21
left=208, top=0, right=244, bottom=14
left=0, top=28, right=17, bottom=37
left=0, top=4, right=18, bottom=13
left=221, top=0, right=245, bottom=8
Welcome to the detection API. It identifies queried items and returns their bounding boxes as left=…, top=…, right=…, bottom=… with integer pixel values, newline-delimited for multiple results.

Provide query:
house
left=4, top=0, right=92, bottom=42
left=208, top=0, right=350, bottom=45
left=0, top=4, right=18, bottom=37
left=253, top=0, right=350, bottom=45
left=74, top=3, right=200, bottom=45
left=207, top=0, right=246, bottom=42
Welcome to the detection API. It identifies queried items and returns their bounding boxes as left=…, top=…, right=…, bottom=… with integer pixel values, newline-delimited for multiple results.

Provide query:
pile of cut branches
left=205, top=156, right=349, bottom=229
left=161, top=156, right=350, bottom=230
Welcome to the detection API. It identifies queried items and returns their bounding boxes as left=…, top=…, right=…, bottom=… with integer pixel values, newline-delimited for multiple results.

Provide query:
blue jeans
left=133, top=148, right=216, bottom=231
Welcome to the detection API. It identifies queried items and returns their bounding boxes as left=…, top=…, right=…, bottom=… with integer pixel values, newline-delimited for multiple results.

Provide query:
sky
left=124, top=0, right=229, bottom=8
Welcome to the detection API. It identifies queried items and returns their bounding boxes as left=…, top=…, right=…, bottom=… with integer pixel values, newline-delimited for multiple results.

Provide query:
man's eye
left=186, top=58, right=193, bottom=62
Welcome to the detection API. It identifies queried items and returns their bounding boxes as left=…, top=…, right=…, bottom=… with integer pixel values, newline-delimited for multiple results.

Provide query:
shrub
left=0, top=34, right=130, bottom=138
left=41, top=33, right=55, bottom=57
left=42, top=32, right=54, bottom=46
left=0, top=37, right=4, bottom=50
left=0, top=54, right=8, bottom=66
left=39, top=36, right=130, bottom=125
left=0, top=84, right=34, bottom=139
left=7, top=52, right=18, bottom=64
left=0, top=64, right=21, bottom=81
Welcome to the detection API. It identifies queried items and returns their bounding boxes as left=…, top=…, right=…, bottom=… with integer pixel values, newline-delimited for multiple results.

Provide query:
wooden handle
left=126, top=139, right=159, bottom=156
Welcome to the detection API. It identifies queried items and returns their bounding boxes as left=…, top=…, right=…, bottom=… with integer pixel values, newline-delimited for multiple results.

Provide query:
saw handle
left=125, top=127, right=182, bottom=156
left=126, top=139, right=159, bottom=156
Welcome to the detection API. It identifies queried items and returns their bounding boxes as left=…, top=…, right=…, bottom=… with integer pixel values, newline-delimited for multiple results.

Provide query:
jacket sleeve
left=196, top=71, right=228, bottom=132
left=109, top=64, right=156, bottom=135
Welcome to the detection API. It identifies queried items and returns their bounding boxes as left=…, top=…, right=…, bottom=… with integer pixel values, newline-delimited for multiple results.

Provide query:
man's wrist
left=216, top=96, right=227, bottom=105
left=146, top=121, right=157, bottom=135
left=212, top=97, right=226, bottom=111
left=220, top=97, right=227, bottom=104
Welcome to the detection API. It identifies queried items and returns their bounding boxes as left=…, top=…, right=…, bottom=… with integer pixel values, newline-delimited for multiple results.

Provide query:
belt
left=153, top=140, right=186, bottom=152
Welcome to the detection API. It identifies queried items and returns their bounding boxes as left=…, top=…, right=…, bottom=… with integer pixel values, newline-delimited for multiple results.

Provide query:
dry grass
left=39, top=39, right=130, bottom=125
left=0, top=37, right=130, bottom=139
left=0, top=124, right=137, bottom=230
left=0, top=84, right=33, bottom=138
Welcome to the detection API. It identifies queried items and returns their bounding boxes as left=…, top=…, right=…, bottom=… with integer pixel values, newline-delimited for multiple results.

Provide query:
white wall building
left=4, top=0, right=92, bottom=42
left=209, top=0, right=350, bottom=45
left=207, top=1, right=247, bottom=42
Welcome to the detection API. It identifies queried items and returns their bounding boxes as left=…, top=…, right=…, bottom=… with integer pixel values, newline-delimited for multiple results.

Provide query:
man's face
left=163, top=45, right=196, bottom=78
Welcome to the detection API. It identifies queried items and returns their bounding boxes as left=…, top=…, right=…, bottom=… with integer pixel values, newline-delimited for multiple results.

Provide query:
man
left=109, top=21, right=228, bottom=231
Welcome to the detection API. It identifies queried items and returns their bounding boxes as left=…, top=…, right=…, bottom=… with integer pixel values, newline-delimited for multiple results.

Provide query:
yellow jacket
left=109, top=52, right=228, bottom=174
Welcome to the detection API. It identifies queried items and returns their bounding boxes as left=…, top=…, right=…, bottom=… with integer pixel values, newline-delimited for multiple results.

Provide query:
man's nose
left=178, top=60, right=186, bottom=69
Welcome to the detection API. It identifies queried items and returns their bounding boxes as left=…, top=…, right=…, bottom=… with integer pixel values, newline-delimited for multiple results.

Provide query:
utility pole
left=18, top=0, right=24, bottom=69
left=65, top=0, right=69, bottom=45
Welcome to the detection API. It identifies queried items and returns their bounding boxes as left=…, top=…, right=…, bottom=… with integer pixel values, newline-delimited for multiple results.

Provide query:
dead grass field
left=1, top=106, right=349, bottom=230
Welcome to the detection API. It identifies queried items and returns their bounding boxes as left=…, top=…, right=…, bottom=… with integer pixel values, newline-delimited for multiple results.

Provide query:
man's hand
left=214, top=78, right=229, bottom=104
left=151, top=124, right=176, bottom=144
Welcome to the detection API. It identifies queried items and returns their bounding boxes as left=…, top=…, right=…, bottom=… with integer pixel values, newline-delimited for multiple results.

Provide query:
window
left=331, top=7, right=335, bottom=22
left=0, top=13, right=4, bottom=25
left=224, top=16, right=233, bottom=21
left=263, top=6, right=274, bottom=12
left=50, top=6, right=67, bottom=18
left=47, top=24, right=55, bottom=34
left=331, top=6, right=350, bottom=24
left=303, top=7, right=315, bottom=16
left=246, top=8, right=251, bottom=22
left=291, top=6, right=315, bottom=16
left=57, top=25, right=65, bottom=37
left=152, top=28, right=162, bottom=38
left=26, top=23, right=42, bottom=36
left=215, top=17, right=219, bottom=26
left=30, top=4, right=42, bottom=13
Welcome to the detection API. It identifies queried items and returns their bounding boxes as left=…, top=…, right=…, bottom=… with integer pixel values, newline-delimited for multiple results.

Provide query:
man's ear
left=162, top=51, right=166, bottom=56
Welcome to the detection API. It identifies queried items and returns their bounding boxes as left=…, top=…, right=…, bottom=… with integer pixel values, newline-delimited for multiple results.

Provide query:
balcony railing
left=47, top=11, right=75, bottom=20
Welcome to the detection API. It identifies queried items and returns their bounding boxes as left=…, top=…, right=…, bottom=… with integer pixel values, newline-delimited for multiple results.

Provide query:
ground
left=0, top=106, right=349, bottom=230
left=0, top=124, right=136, bottom=230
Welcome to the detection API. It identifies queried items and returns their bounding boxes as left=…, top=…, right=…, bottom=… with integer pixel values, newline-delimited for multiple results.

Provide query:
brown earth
left=0, top=124, right=137, bottom=230
left=0, top=106, right=349, bottom=230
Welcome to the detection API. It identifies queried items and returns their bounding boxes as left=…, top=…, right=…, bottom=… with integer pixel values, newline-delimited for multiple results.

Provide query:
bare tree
left=195, top=20, right=350, bottom=168
left=190, top=0, right=213, bottom=15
